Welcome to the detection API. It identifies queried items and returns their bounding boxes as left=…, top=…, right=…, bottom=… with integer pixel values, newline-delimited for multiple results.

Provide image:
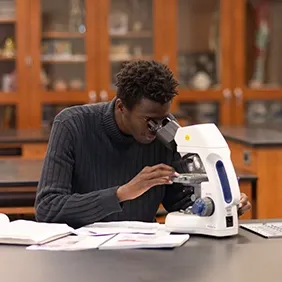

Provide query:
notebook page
left=0, top=213, right=10, bottom=226
left=0, top=220, right=74, bottom=244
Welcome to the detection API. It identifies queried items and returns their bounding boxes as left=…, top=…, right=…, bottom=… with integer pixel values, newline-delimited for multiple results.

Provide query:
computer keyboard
left=240, top=222, right=282, bottom=238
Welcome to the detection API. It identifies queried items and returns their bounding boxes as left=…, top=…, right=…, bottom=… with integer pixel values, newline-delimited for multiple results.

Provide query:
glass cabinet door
left=30, top=0, right=93, bottom=129
left=99, top=0, right=160, bottom=102
left=177, top=0, right=220, bottom=91
left=168, top=0, right=232, bottom=125
left=234, top=0, right=282, bottom=127
left=0, top=0, right=19, bottom=130
left=40, top=0, right=86, bottom=93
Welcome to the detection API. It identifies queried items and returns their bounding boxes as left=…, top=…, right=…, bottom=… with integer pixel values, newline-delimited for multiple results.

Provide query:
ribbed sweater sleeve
left=35, top=119, right=122, bottom=228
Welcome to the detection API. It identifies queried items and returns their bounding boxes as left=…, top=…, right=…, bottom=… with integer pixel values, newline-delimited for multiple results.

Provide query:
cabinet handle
left=88, top=91, right=97, bottom=103
left=25, top=56, right=32, bottom=66
left=162, top=55, right=169, bottom=64
left=100, top=90, right=108, bottom=102
left=223, top=88, right=231, bottom=100
left=234, top=87, right=243, bottom=104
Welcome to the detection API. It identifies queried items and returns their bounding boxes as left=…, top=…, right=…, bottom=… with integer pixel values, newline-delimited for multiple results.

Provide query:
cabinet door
left=29, top=0, right=98, bottom=129
left=165, top=0, right=233, bottom=125
left=0, top=0, right=29, bottom=129
left=233, top=0, right=282, bottom=127
left=98, top=0, right=166, bottom=102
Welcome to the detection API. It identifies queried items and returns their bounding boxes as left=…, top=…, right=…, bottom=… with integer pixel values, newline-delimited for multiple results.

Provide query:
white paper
left=0, top=220, right=74, bottom=245
left=27, top=234, right=115, bottom=251
left=99, top=233, right=190, bottom=250
left=0, top=213, right=9, bottom=225
left=74, top=221, right=165, bottom=236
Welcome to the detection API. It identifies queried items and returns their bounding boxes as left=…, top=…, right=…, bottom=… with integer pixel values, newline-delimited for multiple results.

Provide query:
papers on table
left=27, top=234, right=115, bottom=251
left=0, top=218, right=74, bottom=245
left=0, top=213, right=9, bottom=225
left=0, top=214, right=190, bottom=250
left=74, top=221, right=166, bottom=236
left=98, top=233, right=190, bottom=250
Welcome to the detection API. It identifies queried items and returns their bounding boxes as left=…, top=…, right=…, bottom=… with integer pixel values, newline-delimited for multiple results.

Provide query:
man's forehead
left=134, top=98, right=171, bottom=117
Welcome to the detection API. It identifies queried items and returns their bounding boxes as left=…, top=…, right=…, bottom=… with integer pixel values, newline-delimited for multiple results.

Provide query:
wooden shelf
left=175, top=89, right=223, bottom=102
left=0, top=56, right=15, bottom=61
left=42, top=31, right=84, bottom=38
left=0, top=93, right=19, bottom=104
left=110, top=55, right=153, bottom=62
left=41, top=57, right=86, bottom=63
left=0, top=18, right=16, bottom=24
left=41, top=91, right=88, bottom=103
left=110, top=31, right=152, bottom=38
left=245, top=88, right=282, bottom=100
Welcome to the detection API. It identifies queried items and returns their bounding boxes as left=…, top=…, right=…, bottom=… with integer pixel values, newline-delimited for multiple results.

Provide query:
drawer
left=227, top=141, right=257, bottom=173
left=22, top=143, right=47, bottom=159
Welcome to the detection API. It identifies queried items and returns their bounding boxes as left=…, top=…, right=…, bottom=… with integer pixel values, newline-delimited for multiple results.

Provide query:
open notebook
left=0, top=213, right=74, bottom=245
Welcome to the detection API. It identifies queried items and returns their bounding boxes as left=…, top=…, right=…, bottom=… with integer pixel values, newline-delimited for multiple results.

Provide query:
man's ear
left=115, top=98, right=125, bottom=113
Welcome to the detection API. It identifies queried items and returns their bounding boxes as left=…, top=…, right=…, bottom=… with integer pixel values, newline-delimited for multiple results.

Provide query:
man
left=35, top=60, right=251, bottom=228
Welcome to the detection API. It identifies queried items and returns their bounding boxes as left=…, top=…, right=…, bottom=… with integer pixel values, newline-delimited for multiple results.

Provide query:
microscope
left=148, top=117, right=241, bottom=237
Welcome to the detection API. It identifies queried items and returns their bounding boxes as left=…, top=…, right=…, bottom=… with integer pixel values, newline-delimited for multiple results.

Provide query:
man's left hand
left=238, top=193, right=251, bottom=216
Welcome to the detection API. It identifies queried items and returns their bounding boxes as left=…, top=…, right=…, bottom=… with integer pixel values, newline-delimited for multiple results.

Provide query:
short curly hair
left=115, top=60, right=179, bottom=110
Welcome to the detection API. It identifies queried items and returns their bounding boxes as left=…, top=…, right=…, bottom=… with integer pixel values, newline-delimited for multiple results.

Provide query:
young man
left=35, top=60, right=250, bottom=228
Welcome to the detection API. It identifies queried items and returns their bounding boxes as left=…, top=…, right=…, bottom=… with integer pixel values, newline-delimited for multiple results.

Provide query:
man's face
left=119, top=98, right=171, bottom=144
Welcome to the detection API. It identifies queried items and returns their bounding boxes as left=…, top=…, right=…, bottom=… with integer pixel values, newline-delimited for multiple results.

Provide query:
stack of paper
left=0, top=214, right=74, bottom=245
left=27, top=234, right=115, bottom=251
left=0, top=214, right=190, bottom=250
left=98, top=233, right=190, bottom=250
left=74, top=221, right=166, bottom=236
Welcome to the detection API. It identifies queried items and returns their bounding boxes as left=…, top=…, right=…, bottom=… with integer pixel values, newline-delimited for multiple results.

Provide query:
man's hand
left=238, top=192, right=251, bottom=216
left=117, top=164, right=178, bottom=202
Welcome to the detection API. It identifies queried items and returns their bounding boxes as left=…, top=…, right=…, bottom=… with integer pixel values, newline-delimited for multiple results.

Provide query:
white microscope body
left=164, top=123, right=241, bottom=237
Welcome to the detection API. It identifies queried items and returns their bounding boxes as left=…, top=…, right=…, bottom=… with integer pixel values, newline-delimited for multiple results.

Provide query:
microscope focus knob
left=191, top=197, right=214, bottom=216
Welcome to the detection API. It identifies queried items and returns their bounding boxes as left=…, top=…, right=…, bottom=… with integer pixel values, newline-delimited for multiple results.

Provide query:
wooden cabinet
left=0, top=0, right=281, bottom=130
left=232, top=0, right=282, bottom=127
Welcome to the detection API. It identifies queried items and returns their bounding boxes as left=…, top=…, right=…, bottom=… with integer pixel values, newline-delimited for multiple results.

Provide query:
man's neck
left=114, top=104, right=131, bottom=136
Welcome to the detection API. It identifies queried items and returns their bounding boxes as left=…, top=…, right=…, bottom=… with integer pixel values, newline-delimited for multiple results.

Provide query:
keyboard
left=240, top=222, right=282, bottom=238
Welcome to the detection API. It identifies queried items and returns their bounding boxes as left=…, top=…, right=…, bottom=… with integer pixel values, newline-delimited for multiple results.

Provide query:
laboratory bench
left=0, top=219, right=281, bottom=282
left=0, top=128, right=49, bottom=159
left=220, top=126, right=282, bottom=220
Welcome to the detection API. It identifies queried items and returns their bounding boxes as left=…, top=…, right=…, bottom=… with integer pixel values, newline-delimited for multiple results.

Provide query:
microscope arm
left=162, top=151, right=194, bottom=212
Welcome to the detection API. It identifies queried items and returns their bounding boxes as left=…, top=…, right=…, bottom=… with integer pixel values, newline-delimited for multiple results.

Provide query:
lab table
left=220, top=126, right=282, bottom=219
left=0, top=219, right=281, bottom=282
left=0, top=128, right=49, bottom=159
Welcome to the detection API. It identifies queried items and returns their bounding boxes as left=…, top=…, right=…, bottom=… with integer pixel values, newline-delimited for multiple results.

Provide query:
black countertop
left=0, top=159, right=257, bottom=187
left=0, top=159, right=43, bottom=186
left=1, top=125, right=282, bottom=148
left=0, top=220, right=281, bottom=282
left=220, top=126, right=282, bottom=147
left=0, top=128, right=50, bottom=144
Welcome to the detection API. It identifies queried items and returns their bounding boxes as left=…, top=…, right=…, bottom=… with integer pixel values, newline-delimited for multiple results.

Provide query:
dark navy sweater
left=35, top=99, right=192, bottom=228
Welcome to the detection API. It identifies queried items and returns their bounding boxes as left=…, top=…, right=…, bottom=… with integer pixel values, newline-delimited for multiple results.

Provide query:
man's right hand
left=117, top=163, right=178, bottom=202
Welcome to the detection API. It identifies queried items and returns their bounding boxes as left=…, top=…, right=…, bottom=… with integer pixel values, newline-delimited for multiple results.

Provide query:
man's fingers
left=151, top=163, right=175, bottom=173
left=241, top=202, right=251, bottom=212
left=147, top=169, right=177, bottom=180
left=147, top=177, right=173, bottom=188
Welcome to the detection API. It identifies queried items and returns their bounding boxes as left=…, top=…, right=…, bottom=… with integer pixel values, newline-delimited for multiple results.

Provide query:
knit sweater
left=35, top=98, right=193, bottom=228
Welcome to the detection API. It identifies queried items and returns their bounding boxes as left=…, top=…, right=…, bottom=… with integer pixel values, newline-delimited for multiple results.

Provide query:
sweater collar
left=103, top=98, right=135, bottom=145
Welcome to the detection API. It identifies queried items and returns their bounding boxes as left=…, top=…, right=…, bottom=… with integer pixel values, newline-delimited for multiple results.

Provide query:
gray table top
left=0, top=159, right=257, bottom=187
left=0, top=128, right=50, bottom=144
left=0, top=220, right=281, bottom=282
left=0, top=159, right=43, bottom=186
left=220, top=126, right=282, bottom=147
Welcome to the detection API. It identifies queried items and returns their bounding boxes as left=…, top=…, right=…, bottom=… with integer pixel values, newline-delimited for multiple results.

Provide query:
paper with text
left=27, top=234, right=115, bottom=251
left=99, top=233, right=190, bottom=250
left=75, top=221, right=167, bottom=236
